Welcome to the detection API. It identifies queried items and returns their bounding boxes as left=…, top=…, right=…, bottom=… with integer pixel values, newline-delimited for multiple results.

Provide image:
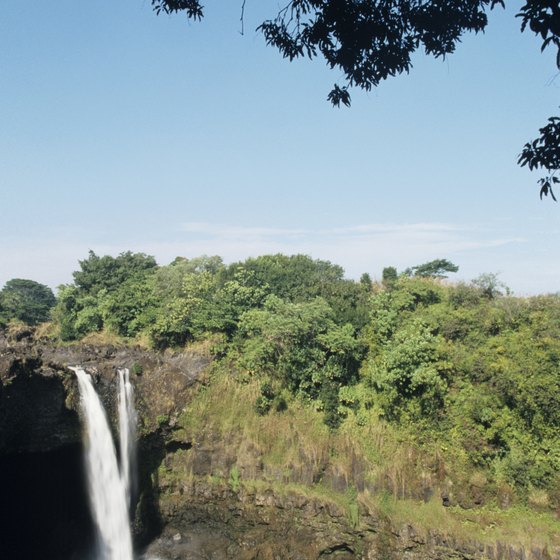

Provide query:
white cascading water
left=72, top=366, right=134, bottom=560
left=118, top=367, right=137, bottom=511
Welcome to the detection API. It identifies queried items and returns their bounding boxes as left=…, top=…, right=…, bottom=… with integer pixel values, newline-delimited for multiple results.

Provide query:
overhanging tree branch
left=152, top=0, right=559, bottom=200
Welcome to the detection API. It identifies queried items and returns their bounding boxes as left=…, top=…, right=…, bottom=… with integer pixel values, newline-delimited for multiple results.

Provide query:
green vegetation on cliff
left=165, top=369, right=560, bottom=554
left=19, top=251, right=560, bottom=521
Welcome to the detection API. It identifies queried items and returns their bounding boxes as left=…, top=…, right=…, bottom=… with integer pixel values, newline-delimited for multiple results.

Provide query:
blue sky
left=1, top=1, right=559, bottom=294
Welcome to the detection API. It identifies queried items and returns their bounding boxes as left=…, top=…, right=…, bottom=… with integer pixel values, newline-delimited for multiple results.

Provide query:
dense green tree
left=381, top=266, right=398, bottom=289
left=228, top=254, right=368, bottom=328
left=237, top=294, right=362, bottom=423
left=169, top=255, right=224, bottom=275
left=52, top=285, right=101, bottom=340
left=447, top=281, right=485, bottom=309
left=231, top=254, right=344, bottom=300
left=146, top=253, right=369, bottom=347
left=148, top=269, right=219, bottom=347
left=99, top=275, right=159, bottom=337
left=0, top=279, right=56, bottom=326
left=51, top=285, right=78, bottom=340
left=151, top=258, right=195, bottom=302
left=151, top=256, right=223, bottom=304
left=366, top=319, right=449, bottom=420
left=146, top=257, right=224, bottom=341
left=210, top=267, right=269, bottom=336
left=53, top=251, right=159, bottom=340
left=73, top=251, right=157, bottom=295
left=359, top=272, right=372, bottom=289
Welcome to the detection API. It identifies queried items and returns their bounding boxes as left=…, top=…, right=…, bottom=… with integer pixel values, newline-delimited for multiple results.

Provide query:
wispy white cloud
left=328, top=222, right=464, bottom=235
left=179, top=221, right=466, bottom=239
left=177, top=221, right=523, bottom=257
left=180, top=222, right=307, bottom=238
left=151, top=221, right=526, bottom=287
left=0, top=221, right=536, bottom=293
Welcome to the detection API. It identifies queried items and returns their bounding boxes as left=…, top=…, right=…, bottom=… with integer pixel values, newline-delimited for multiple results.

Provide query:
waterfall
left=118, top=367, right=137, bottom=510
left=72, top=366, right=134, bottom=560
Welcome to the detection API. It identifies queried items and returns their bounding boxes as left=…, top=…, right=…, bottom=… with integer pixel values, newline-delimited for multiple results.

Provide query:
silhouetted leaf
left=327, top=85, right=351, bottom=108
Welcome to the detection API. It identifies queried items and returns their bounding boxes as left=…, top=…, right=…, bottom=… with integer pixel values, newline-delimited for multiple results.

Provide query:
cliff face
left=0, top=326, right=209, bottom=455
left=147, top=479, right=516, bottom=560
left=0, top=326, right=210, bottom=559
left=0, top=329, right=79, bottom=455
left=0, top=328, right=558, bottom=560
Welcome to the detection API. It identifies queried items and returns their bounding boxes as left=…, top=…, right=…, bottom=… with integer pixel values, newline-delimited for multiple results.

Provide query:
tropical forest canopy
left=151, top=0, right=560, bottom=199
left=2, top=250, right=560, bottom=513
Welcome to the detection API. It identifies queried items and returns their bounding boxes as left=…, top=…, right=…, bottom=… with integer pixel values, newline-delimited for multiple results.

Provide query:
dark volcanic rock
left=0, top=327, right=213, bottom=559
left=0, top=328, right=211, bottom=456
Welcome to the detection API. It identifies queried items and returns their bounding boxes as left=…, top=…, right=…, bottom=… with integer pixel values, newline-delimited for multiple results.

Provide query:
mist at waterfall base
left=72, top=367, right=137, bottom=560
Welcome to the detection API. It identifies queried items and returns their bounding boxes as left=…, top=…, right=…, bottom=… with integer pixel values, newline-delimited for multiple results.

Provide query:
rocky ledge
left=0, top=326, right=210, bottom=455
left=145, top=479, right=556, bottom=560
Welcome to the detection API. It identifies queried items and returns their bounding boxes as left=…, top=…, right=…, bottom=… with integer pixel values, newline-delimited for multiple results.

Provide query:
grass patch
left=175, top=369, right=560, bottom=554
left=371, top=493, right=560, bottom=551
left=229, top=466, right=241, bottom=493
